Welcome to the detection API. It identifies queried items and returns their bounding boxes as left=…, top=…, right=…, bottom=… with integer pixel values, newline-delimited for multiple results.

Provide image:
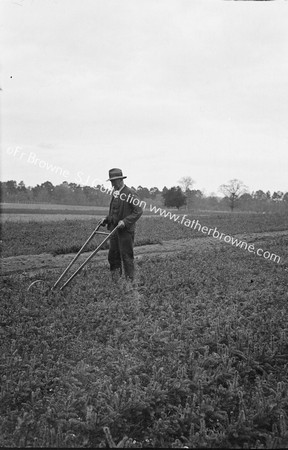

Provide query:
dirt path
left=1, top=230, right=287, bottom=277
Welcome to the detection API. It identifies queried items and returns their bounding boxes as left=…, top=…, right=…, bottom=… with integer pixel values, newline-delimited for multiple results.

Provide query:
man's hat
left=107, top=168, right=127, bottom=181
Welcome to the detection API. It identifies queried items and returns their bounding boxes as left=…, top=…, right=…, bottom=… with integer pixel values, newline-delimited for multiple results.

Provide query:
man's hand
left=100, top=217, right=108, bottom=227
left=117, top=220, right=125, bottom=229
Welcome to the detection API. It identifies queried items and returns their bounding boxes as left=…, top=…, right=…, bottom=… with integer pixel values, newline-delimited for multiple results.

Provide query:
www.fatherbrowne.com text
left=148, top=205, right=281, bottom=264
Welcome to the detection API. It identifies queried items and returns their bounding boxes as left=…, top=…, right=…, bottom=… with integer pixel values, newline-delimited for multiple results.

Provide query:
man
left=101, top=168, right=143, bottom=286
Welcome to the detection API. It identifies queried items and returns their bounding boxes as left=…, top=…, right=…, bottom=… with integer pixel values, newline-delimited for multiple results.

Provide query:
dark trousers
left=108, top=229, right=135, bottom=281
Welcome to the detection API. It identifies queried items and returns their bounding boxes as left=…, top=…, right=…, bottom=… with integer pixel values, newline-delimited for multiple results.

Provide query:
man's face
left=111, top=178, right=124, bottom=191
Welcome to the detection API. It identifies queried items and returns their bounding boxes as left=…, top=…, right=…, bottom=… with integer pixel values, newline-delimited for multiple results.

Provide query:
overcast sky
left=1, top=0, right=288, bottom=195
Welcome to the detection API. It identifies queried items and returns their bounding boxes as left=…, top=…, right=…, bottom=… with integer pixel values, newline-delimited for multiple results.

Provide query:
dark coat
left=106, top=185, right=143, bottom=232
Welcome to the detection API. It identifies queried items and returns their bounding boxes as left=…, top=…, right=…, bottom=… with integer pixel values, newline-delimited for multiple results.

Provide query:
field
left=1, top=210, right=288, bottom=448
left=1, top=211, right=287, bottom=258
left=0, top=202, right=170, bottom=223
left=0, top=203, right=107, bottom=223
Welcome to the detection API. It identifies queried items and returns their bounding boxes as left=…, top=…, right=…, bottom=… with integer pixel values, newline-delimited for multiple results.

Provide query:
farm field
left=1, top=213, right=288, bottom=448
left=1, top=212, right=287, bottom=258
left=1, top=203, right=105, bottom=210
left=0, top=203, right=107, bottom=223
left=0, top=213, right=99, bottom=223
left=1, top=202, right=173, bottom=222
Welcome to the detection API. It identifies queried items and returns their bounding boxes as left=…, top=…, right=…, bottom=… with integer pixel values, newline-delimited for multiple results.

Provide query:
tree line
left=0, top=179, right=287, bottom=213
left=162, top=177, right=288, bottom=213
left=0, top=181, right=162, bottom=208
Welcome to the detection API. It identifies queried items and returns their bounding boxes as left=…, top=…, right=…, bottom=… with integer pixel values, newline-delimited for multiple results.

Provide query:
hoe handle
left=51, top=219, right=103, bottom=290
left=59, top=224, right=120, bottom=291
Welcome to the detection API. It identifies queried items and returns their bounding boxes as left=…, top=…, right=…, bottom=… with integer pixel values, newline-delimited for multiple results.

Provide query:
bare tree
left=178, top=176, right=195, bottom=192
left=219, top=179, right=248, bottom=212
left=178, top=176, right=195, bottom=211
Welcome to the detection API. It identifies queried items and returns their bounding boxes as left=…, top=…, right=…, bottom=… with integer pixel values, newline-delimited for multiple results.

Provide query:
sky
left=1, top=0, right=288, bottom=195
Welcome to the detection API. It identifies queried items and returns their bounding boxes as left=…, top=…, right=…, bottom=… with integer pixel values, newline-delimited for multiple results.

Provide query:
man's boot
left=124, top=277, right=141, bottom=296
left=111, top=268, right=122, bottom=284
left=125, top=279, right=134, bottom=294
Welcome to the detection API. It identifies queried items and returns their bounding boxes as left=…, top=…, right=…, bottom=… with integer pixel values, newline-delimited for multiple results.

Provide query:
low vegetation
left=1, top=212, right=288, bottom=447
left=1, top=237, right=288, bottom=447
left=1, top=213, right=288, bottom=258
